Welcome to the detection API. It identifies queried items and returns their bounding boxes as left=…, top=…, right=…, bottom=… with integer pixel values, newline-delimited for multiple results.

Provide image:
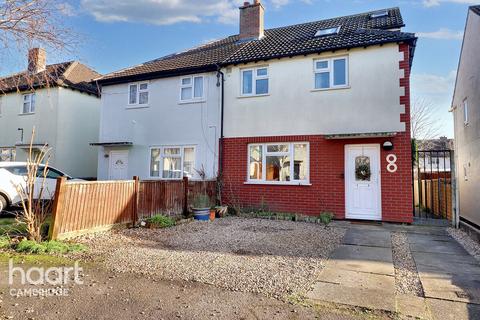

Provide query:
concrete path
left=307, top=223, right=480, bottom=320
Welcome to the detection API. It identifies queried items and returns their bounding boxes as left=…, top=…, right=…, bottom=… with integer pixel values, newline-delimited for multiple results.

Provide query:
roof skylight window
left=370, top=10, right=389, bottom=18
left=314, top=26, right=340, bottom=37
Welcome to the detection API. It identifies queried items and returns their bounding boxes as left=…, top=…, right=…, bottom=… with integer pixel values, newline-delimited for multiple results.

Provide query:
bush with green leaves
left=15, top=239, right=86, bottom=254
left=192, top=194, right=211, bottom=209
left=147, top=214, right=176, bottom=228
left=319, top=212, right=335, bottom=227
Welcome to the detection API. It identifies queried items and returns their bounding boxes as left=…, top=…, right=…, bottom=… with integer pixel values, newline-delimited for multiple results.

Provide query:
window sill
left=18, top=112, right=35, bottom=116
left=311, top=86, right=350, bottom=92
left=126, top=105, right=149, bottom=110
left=237, top=93, right=270, bottom=99
left=244, top=181, right=311, bottom=186
left=178, top=99, right=206, bottom=105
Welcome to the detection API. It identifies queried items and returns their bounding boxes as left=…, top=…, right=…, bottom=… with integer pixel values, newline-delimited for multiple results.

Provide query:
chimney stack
left=28, top=48, right=46, bottom=74
left=239, top=0, right=264, bottom=41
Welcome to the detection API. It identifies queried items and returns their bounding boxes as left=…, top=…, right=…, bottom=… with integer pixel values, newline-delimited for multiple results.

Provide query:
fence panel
left=137, top=180, right=185, bottom=219
left=49, top=179, right=136, bottom=240
left=49, top=177, right=218, bottom=239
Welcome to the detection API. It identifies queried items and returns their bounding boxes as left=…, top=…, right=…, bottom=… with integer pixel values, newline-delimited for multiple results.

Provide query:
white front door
left=345, top=144, right=381, bottom=220
left=109, top=151, right=129, bottom=180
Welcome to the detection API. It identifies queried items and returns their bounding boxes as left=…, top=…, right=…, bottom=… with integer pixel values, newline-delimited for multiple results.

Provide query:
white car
left=0, top=162, right=75, bottom=213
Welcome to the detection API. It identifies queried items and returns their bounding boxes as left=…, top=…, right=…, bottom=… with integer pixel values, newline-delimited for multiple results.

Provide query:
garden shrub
left=0, top=236, right=11, bottom=249
left=319, top=212, right=335, bottom=227
left=147, top=214, right=176, bottom=228
left=15, top=239, right=86, bottom=254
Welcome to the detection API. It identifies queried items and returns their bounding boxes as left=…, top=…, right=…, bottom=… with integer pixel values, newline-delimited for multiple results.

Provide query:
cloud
left=417, top=28, right=464, bottom=40
left=422, top=0, right=478, bottom=7
left=81, top=0, right=245, bottom=25
left=411, top=70, right=457, bottom=95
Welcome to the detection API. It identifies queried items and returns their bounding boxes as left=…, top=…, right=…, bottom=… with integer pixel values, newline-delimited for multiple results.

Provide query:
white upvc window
left=463, top=98, right=469, bottom=125
left=248, top=142, right=309, bottom=184
left=22, top=93, right=36, bottom=114
left=128, top=82, right=149, bottom=106
left=180, top=76, right=204, bottom=102
left=314, top=56, right=348, bottom=90
left=241, top=67, right=269, bottom=96
left=150, top=146, right=196, bottom=179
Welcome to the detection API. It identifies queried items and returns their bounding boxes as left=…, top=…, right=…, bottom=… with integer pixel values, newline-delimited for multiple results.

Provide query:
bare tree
left=15, top=127, right=52, bottom=242
left=0, top=0, right=74, bottom=51
left=411, top=97, right=442, bottom=143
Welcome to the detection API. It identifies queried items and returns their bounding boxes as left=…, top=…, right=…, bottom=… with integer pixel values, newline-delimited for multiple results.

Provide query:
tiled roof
left=471, top=5, right=480, bottom=15
left=0, top=61, right=101, bottom=95
left=99, top=7, right=416, bottom=84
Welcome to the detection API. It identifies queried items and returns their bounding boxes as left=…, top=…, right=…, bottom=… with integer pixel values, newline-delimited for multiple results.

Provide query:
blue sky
left=4, top=0, right=476, bottom=138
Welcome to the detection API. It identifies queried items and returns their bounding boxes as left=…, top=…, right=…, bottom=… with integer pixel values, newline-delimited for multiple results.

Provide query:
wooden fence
left=49, top=177, right=217, bottom=240
left=414, top=178, right=452, bottom=220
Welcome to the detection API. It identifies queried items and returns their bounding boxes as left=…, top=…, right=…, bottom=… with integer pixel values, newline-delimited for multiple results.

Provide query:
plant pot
left=215, top=206, right=228, bottom=218
left=209, top=209, right=216, bottom=221
left=192, top=208, right=210, bottom=221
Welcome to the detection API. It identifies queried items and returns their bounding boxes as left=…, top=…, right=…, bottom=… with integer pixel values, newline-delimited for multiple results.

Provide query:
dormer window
left=314, top=26, right=340, bottom=37
left=370, top=10, right=388, bottom=19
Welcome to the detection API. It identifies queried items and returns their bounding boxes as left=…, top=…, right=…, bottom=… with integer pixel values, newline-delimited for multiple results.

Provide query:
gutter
left=216, top=66, right=225, bottom=182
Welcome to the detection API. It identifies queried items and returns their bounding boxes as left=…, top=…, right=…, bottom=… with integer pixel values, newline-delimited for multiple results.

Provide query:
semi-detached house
left=96, top=1, right=417, bottom=223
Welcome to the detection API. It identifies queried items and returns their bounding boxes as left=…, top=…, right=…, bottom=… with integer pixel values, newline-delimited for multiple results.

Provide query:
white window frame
left=240, top=66, right=269, bottom=97
left=247, top=142, right=310, bottom=185
left=463, top=98, right=469, bottom=126
left=313, top=56, right=349, bottom=90
left=128, top=82, right=149, bottom=107
left=22, top=93, right=36, bottom=114
left=149, top=145, right=196, bottom=180
left=179, top=75, right=205, bottom=103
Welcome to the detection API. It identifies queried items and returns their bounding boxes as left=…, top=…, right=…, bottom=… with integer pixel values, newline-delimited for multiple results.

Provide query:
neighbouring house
left=0, top=48, right=101, bottom=179
left=451, top=5, right=480, bottom=235
left=417, top=137, right=453, bottom=174
left=96, top=2, right=416, bottom=223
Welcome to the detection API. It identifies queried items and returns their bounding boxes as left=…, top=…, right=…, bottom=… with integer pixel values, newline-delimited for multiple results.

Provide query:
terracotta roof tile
left=0, top=61, right=101, bottom=95
left=99, top=7, right=416, bottom=84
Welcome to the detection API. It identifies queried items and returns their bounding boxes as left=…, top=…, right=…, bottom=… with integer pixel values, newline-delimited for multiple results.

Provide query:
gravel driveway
left=78, top=217, right=345, bottom=299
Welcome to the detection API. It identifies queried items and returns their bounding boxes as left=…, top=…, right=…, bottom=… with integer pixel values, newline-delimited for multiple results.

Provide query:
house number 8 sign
left=386, top=154, right=398, bottom=173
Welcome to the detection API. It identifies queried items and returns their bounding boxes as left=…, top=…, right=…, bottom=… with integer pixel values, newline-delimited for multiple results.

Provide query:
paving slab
left=409, top=240, right=469, bottom=255
left=318, top=267, right=395, bottom=291
left=395, top=294, right=430, bottom=319
left=407, top=233, right=453, bottom=244
left=413, top=251, right=479, bottom=267
left=329, top=244, right=394, bottom=276
left=343, top=229, right=392, bottom=248
left=427, top=298, right=480, bottom=320
left=307, top=281, right=396, bottom=312
left=420, top=272, right=480, bottom=304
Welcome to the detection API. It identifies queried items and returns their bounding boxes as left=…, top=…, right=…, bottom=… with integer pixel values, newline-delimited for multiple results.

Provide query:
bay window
left=314, top=57, right=348, bottom=89
left=150, top=146, right=196, bottom=179
left=248, top=142, right=309, bottom=184
left=241, top=67, right=269, bottom=96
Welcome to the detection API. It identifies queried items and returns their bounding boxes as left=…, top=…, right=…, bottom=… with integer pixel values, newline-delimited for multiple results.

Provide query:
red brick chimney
left=239, top=0, right=264, bottom=41
left=28, top=48, right=46, bottom=74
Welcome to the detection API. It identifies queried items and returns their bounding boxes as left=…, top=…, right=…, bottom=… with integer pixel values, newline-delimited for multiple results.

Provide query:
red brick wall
left=221, top=44, right=413, bottom=223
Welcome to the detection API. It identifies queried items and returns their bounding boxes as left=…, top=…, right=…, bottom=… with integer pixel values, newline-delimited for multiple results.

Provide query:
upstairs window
left=463, top=99, right=469, bottom=125
left=314, top=57, right=348, bottom=89
left=128, top=82, right=149, bottom=106
left=241, top=67, right=269, bottom=96
left=315, top=26, right=340, bottom=37
left=22, top=93, right=36, bottom=114
left=180, top=76, right=204, bottom=102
